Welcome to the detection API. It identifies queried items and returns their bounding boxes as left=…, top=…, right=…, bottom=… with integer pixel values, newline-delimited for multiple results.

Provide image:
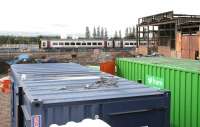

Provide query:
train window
left=130, top=43, right=134, bottom=45
left=76, top=42, right=81, bottom=45
left=65, top=42, right=69, bottom=45
left=42, top=43, right=46, bottom=46
left=82, top=43, right=86, bottom=45
left=53, top=43, right=58, bottom=45
left=87, top=42, right=91, bottom=45
left=125, top=43, right=129, bottom=45
left=93, top=42, right=97, bottom=45
left=59, top=42, right=64, bottom=45
left=71, top=42, right=75, bottom=45
left=98, top=43, right=102, bottom=45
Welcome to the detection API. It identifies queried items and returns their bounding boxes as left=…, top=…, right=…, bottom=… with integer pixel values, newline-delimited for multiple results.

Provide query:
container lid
left=11, top=63, right=165, bottom=104
left=118, top=57, right=200, bottom=73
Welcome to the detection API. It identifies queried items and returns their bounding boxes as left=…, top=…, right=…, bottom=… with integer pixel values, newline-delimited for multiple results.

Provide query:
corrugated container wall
left=116, top=57, right=200, bottom=127
left=11, top=63, right=170, bottom=127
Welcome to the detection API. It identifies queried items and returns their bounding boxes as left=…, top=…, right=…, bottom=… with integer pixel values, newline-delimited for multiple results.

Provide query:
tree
left=114, top=31, right=118, bottom=38
left=124, top=26, right=137, bottom=39
left=101, top=27, right=104, bottom=39
left=97, top=26, right=100, bottom=39
left=119, top=30, right=122, bottom=39
left=129, top=27, right=132, bottom=35
left=85, top=26, right=90, bottom=39
left=93, top=27, right=96, bottom=39
left=132, top=26, right=136, bottom=38
left=104, top=28, right=108, bottom=39
left=125, top=28, right=129, bottom=37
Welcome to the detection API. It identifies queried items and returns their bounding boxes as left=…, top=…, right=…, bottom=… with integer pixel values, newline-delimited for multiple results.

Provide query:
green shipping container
left=116, top=57, right=200, bottom=127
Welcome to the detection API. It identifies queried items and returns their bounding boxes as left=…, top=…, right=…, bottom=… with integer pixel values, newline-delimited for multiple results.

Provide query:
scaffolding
left=136, top=11, right=200, bottom=54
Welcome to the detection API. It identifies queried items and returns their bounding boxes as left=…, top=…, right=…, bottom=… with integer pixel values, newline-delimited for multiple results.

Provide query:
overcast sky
left=0, top=0, right=200, bottom=37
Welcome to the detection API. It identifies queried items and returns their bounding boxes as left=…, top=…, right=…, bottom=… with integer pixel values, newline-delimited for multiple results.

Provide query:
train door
left=104, top=40, right=107, bottom=48
left=47, top=41, right=51, bottom=48
left=120, top=40, right=123, bottom=48
left=112, top=40, right=115, bottom=48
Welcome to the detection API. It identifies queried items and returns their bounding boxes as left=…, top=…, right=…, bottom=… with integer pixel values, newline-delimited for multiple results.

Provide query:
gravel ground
left=0, top=92, right=10, bottom=127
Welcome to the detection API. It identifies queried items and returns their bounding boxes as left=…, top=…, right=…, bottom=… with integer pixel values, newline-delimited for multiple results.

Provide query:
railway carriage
left=40, top=39, right=136, bottom=49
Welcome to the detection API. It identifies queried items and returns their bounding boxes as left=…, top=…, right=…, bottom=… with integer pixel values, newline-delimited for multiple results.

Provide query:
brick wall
left=176, top=32, right=182, bottom=58
left=137, top=46, right=148, bottom=55
left=176, top=32, right=200, bottom=60
left=198, top=32, right=200, bottom=59
left=0, top=92, right=10, bottom=127
left=158, top=46, right=172, bottom=57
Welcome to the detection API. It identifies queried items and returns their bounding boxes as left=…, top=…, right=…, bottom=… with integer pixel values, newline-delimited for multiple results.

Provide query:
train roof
left=41, top=38, right=136, bottom=41
left=40, top=38, right=105, bottom=41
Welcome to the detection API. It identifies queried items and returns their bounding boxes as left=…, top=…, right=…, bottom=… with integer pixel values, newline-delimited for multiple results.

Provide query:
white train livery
left=40, top=39, right=137, bottom=49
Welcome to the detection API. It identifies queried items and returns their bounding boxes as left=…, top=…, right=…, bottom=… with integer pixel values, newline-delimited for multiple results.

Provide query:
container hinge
left=21, top=105, right=31, bottom=121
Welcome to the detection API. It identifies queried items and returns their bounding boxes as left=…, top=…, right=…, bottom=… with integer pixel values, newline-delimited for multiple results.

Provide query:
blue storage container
left=11, top=63, right=170, bottom=127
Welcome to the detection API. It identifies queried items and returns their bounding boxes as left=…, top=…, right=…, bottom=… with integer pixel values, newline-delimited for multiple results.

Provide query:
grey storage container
left=11, top=63, right=170, bottom=127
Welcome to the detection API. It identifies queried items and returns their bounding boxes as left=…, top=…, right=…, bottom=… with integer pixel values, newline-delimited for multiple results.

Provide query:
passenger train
left=40, top=39, right=138, bottom=49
